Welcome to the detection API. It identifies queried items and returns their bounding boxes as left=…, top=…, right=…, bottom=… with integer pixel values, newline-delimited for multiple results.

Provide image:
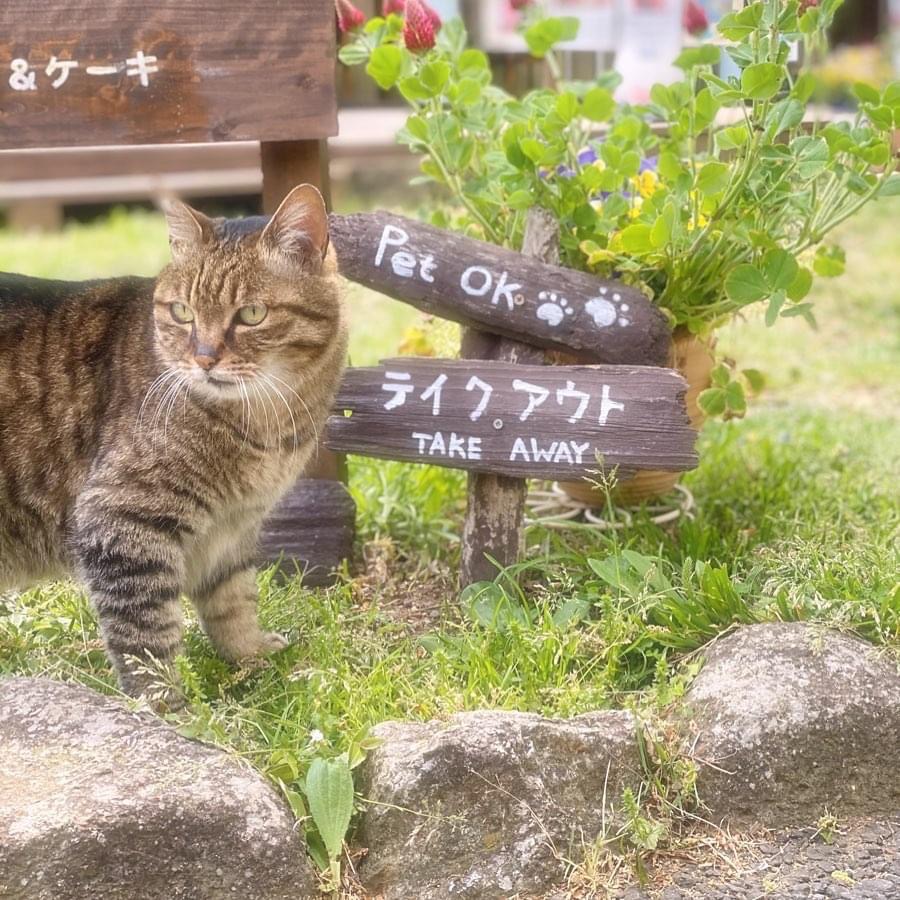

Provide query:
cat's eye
left=170, top=302, right=194, bottom=324
left=237, top=304, right=268, bottom=326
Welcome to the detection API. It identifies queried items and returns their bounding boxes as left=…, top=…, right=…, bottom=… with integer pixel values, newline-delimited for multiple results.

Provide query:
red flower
left=509, top=0, right=534, bottom=9
left=335, top=0, right=366, bottom=33
left=383, top=0, right=406, bottom=14
left=798, top=0, right=819, bottom=11
left=682, top=0, right=709, bottom=35
left=403, top=0, right=441, bottom=51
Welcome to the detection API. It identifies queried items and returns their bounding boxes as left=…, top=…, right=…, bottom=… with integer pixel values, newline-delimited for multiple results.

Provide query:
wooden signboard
left=327, top=359, right=698, bottom=479
left=329, top=212, right=672, bottom=367
left=0, top=1, right=337, bottom=149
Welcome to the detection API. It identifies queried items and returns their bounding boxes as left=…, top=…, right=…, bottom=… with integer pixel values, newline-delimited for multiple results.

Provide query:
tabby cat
left=0, top=185, right=347, bottom=699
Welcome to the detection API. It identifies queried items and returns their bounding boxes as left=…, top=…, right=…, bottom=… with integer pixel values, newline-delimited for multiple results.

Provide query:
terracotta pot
left=559, top=329, right=715, bottom=506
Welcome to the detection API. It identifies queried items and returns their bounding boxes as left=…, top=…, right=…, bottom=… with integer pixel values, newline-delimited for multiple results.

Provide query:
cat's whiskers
left=262, top=371, right=318, bottom=456
left=135, top=368, right=180, bottom=440
left=247, top=377, right=272, bottom=451
left=258, top=373, right=304, bottom=455
left=161, top=372, right=192, bottom=452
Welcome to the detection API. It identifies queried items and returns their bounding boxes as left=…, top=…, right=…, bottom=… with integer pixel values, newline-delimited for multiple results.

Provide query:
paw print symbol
left=585, top=287, right=632, bottom=329
left=535, top=291, right=575, bottom=328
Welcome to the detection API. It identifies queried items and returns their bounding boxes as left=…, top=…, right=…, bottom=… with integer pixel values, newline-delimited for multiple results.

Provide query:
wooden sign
left=0, top=1, right=337, bottom=149
left=327, top=359, right=698, bottom=480
left=329, top=212, right=672, bottom=367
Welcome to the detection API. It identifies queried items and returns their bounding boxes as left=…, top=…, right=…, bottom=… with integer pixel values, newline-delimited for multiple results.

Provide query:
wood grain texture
left=460, top=207, right=556, bottom=585
left=0, top=0, right=337, bottom=150
left=258, top=480, right=355, bottom=588
left=327, top=358, right=698, bottom=480
left=329, top=210, right=672, bottom=366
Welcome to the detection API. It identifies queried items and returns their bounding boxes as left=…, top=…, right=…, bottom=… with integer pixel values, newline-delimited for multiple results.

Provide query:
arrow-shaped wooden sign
left=327, top=358, right=698, bottom=480
left=329, top=211, right=672, bottom=367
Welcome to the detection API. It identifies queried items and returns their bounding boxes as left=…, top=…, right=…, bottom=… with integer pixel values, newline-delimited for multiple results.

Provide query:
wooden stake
left=259, top=139, right=353, bottom=584
left=460, top=208, right=560, bottom=587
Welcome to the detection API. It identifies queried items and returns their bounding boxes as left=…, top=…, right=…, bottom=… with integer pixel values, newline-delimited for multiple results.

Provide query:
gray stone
left=357, top=708, right=641, bottom=899
left=0, top=677, right=318, bottom=900
left=680, top=623, right=900, bottom=827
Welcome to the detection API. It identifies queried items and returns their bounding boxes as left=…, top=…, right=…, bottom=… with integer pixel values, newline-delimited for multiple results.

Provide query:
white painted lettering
left=553, top=442, right=574, bottom=465
left=428, top=432, right=446, bottom=456
left=513, top=379, right=550, bottom=421
left=491, top=271, right=522, bottom=310
left=448, top=433, right=466, bottom=458
left=509, top=438, right=530, bottom=462
left=419, top=254, right=437, bottom=283
left=468, top=437, right=482, bottom=460
left=571, top=441, right=590, bottom=464
left=382, top=371, right=414, bottom=410
left=420, top=373, right=448, bottom=416
left=412, top=432, right=431, bottom=454
left=375, top=225, right=409, bottom=267
left=460, top=266, right=492, bottom=297
left=598, top=385, right=626, bottom=426
left=530, top=439, right=558, bottom=463
left=391, top=251, right=418, bottom=278
left=465, top=376, right=493, bottom=421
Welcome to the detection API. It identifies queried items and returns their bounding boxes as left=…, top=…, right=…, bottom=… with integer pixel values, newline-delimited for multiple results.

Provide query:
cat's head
left=153, top=184, right=343, bottom=400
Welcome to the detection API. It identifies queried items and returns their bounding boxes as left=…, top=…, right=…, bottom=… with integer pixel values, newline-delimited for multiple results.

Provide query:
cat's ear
left=161, top=198, right=214, bottom=261
left=259, top=184, right=329, bottom=273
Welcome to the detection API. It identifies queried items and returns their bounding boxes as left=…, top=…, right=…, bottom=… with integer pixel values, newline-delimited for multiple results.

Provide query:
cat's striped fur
left=0, top=185, right=347, bottom=699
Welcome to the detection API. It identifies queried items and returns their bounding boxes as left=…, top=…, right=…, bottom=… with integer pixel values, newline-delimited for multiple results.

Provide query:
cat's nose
left=193, top=343, right=221, bottom=371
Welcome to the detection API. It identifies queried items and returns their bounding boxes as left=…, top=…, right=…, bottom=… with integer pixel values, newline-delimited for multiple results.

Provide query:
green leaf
left=883, top=81, right=900, bottom=109
left=865, top=105, right=894, bottom=131
left=555, top=91, right=579, bottom=123
left=457, top=48, right=489, bottom=76
left=519, top=138, right=546, bottom=164
left=695, top=162, right=729, bottom=196
left=766, top=97, right=804, bottom=136
left=742, top=368, right=766, bottom=394
left=792, top=135, right=829, bottom=179
left=582, top=87, right=615, bottom=122
left=792, top=72, right=817, bottom=103
left=813, top=245, right=846, bottom=277
left=717, top=124, right=749, bottom=150
left=674, top=44, right=721, bottom=70
left=650, top=214, right=670, bottom=248
left=697, top=387, right=727, bottom=417
left=506, top=189, right=534, bottom=210
left=404, top=114, right=429, bottom=142
left=658, top=150, right=684, bottom=180
left=724, top=380, right=746, bottom=415
left=762, top=248, right=799, bottom=291
left=710, top=363, right=731, bottom=387
left=765, top=290, right=786, bottom=326
left=398, top=76, right=433, bottom=102
left=524, top=16, right=580, bottom=57
left=852, top=82, right=880, bottom=105
left=879, top=174, right=900, bottom=197
left=725, top=264, right=769, bottom=304
left=694, top=88, right=720, bottom=130
left=787, top=266, right=813, bottom=301
left=781, top=302, right=817, bottom=327
left=305, top=757, right=355, bottom=863
left=338, top=43, right=370, bottom=67
left=619, top=224, right=654, bottom=253
left=366, top=45, right=403, bottom=91
left=741, top=63, right=785, bottom=101
left=420, top=61, right=451, bottom=95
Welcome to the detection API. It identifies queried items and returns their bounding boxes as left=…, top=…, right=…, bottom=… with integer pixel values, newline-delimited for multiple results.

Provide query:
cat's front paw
left=234, top=630, right=290, bottom=660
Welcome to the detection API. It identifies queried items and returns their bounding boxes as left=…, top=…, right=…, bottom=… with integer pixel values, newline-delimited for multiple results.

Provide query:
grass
left=1, top=196, right=898, bottom=889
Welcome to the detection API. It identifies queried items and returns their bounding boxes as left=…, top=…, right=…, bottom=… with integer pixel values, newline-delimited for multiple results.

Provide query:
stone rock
left=0, top=677, right=318, bottom=900
left=681, top=623, right=900, bottom=827
left=356, top=708, right=641, bottom=899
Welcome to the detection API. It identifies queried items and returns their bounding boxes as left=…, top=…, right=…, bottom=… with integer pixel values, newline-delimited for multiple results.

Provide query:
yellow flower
left=628, top=197, right=644, bottom=219
left=631, top=170, right=659, bottom=199
left=592, top=158, right=607, bottom=172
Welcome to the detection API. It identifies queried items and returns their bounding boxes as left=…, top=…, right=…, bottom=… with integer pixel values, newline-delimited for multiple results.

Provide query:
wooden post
left=460, top=208, right=560, bottom=587
left=258, top=139, right=354, bottom=583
